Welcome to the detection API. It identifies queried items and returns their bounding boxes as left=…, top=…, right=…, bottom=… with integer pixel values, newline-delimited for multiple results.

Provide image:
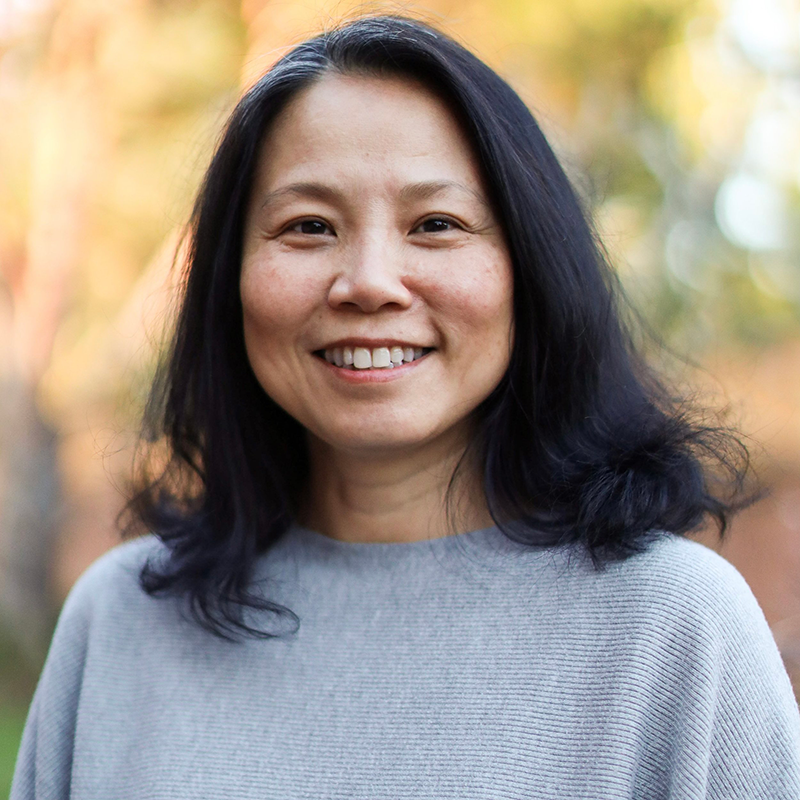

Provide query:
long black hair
left=127, top=15, right=748, bottom=638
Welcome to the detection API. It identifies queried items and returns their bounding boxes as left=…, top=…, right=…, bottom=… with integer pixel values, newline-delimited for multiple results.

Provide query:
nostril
left=327, top=272, right=414, bottom=313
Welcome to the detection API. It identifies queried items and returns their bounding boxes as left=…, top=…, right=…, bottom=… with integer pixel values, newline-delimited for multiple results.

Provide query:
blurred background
left=1, top=0, right=800, bottom=788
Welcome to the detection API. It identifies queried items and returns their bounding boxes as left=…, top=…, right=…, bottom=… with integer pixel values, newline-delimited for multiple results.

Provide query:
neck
left=301, top=429, right=491, bottom=543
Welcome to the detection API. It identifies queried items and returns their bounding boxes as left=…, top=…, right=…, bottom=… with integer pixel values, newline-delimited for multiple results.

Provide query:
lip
left=314, top=349, right=432, bottom=383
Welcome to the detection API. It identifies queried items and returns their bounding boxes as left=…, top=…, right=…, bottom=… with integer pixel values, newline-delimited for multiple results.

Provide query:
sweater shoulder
left=601, top=534, right=758, bottom=616
left=58, top=534, right=168, bottom=626
left=562, top=534, right=773, bottom=656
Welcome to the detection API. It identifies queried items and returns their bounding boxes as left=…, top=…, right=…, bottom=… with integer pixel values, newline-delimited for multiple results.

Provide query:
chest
left=70, top=620, right=671, bottom=800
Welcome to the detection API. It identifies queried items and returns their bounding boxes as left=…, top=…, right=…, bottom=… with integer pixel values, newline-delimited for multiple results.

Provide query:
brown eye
left=415, top=218, right=457, bottom=233
left=290, top=220, right=332, bottom=235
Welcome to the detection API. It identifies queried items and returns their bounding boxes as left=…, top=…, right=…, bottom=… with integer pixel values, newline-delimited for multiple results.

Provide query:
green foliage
left=0, top=623, right=38, bottom=794
left=0, top=703, right=28, bottom=798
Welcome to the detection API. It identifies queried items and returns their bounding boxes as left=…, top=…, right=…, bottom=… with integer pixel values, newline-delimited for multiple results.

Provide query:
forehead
left=251, top=72, right=485, bottom=195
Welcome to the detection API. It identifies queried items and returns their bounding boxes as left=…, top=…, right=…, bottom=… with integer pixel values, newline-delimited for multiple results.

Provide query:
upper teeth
left=324, top=346, right=425, bottom=369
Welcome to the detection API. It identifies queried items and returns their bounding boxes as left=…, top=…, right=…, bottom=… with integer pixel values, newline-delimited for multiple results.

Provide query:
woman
left=12, top=15, right=800, bottom=799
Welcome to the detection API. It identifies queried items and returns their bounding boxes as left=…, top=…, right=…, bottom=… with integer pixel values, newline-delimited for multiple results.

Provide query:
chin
left=310, top=421, right=447, bottom=456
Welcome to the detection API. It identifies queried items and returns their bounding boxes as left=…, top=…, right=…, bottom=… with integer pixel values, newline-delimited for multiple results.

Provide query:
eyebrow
left=398, top=180, right=488, bottom=206
left=259, top=182, right=341, bottom=210
left=259, top=179, right=488, bottom=209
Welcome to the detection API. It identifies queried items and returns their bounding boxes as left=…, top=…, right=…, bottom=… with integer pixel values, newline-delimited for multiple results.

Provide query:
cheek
left=428, top=249, right=514, bottom=351
left=240, top=258, right=320, bottom=342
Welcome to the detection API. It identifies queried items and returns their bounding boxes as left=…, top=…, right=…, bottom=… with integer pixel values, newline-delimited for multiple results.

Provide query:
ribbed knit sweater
left=11, top=526, right=800, bottom=799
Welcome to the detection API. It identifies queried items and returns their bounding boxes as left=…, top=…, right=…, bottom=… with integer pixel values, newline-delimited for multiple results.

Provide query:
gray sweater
left=11, top=526, right=800, bottom=799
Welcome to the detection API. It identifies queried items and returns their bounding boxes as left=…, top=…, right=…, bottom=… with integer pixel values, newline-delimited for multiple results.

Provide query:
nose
left=327, top=235, right=413, bottom=313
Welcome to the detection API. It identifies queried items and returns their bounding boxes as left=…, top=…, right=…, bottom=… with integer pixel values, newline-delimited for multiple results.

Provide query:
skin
left=240, top=73, right=514, bottom=543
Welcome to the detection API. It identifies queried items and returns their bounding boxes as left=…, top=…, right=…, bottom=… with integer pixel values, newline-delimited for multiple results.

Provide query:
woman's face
left=241, top=73, right=513, bottom=456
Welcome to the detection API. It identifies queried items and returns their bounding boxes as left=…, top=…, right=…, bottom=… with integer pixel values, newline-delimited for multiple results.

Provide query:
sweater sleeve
left=707, top=599, right=800, bottom=797
left=642, top=543, right=800, bottom=798
left=9, top=544, right=120, bottom=800
left=10, top=583, right=94, bottom=800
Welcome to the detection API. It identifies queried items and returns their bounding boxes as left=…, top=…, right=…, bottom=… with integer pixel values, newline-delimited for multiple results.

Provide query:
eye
left=412, top=217, right=460, bottom=234
left=287, top=219, right=334, bottom=235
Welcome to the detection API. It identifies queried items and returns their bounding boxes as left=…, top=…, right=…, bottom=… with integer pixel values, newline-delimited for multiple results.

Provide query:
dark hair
left=127, top=15, right=748, bottom=638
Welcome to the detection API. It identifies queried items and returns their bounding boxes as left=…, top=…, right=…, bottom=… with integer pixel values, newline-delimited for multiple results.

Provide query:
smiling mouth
left=315, top=345, right=434, bottom=370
